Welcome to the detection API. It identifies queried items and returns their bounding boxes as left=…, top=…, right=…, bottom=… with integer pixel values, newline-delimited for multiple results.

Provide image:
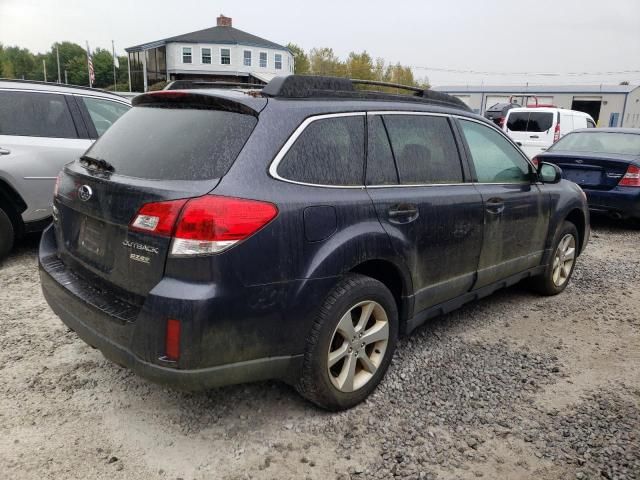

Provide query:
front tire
left=531, top=221, right=579, bottom=296
left=296, top=274, right=399, bottom=411
left=0, top=207, right=15, bottom=261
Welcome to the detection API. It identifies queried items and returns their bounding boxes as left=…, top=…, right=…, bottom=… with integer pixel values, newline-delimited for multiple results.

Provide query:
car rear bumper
left=39, top=225, right=309, bottom=390
left=584, top=186, right=640, bottom=219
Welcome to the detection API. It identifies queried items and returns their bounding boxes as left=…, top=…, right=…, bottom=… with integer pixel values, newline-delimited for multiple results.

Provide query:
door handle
left=516, top=141, right=523, bottom=146
left=388, top=204, right=419, bottom=223
left=486, top=198, right=505, bottom=215
left=0, top=147, right=10, bottom=155
left=529, top=135, right=539, bottom=139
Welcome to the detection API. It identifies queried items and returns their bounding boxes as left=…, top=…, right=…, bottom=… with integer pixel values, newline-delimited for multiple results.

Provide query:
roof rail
left=0, top=77, right=123, bottom=96
left=164, top=80, right=265, bottom=90
left=261, top=75, right=470, bottom=111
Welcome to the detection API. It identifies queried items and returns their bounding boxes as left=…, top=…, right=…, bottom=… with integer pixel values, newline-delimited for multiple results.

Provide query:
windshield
left=83, top=105, right=257, bottom=181
left=549, top=131, right=640, bottom=156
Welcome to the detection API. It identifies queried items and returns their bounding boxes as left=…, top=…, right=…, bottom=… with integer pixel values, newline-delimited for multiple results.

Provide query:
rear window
left=83, top=106, right=257, bottom=180
left=277, top=116, right=365, bottom=186
left=507, top=111, right=554, bottom=132
left=0, top=90, right=77, bottom=138
left=549, top=131, right=640, bottom=155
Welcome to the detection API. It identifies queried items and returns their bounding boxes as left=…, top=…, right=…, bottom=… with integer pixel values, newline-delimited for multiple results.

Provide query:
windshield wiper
left=79, top=155, right=115, bottom=174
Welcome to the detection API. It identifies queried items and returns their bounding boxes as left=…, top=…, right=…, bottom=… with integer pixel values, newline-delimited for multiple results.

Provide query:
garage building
left=432, top=84, right=640, bottom=128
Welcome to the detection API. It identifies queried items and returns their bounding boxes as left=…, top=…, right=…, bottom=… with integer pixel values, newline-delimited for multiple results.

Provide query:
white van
left=503, top=107, right=596, bottom=158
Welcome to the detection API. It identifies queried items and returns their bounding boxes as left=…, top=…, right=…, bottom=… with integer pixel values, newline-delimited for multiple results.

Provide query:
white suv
left=503, top=107, right=596, bottom=158
left=0, top=80, right=130, bottom=259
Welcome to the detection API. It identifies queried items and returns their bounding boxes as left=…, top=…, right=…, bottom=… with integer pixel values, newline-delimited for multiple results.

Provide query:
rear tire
left=296, top=274, right=399, bottom=411
left=0, top=207, right=15, bottom=261
left=530, top=221, right=579, bottom=296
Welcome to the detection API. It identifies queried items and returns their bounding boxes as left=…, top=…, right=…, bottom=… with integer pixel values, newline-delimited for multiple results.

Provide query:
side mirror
left=538, top=162, right=562, bottom=184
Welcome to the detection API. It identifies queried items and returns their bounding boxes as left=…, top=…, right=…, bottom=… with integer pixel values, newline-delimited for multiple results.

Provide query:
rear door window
left=84, top=106, right=257, bottom=180
left=0, top=90, right=77, bottom=138
left=382, top=115, right=463, bottom=184
left=459, top=119, right=530, bottom=183
left=81, top=97, right=130, bottom=136
left=277, top=115, right=365, bottom=186
left=506, top=111, right=554, bottom=132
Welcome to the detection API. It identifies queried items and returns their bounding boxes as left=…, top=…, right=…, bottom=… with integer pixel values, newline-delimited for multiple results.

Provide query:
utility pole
left=42, top=59, right=47, bottom=82
left=64, top=69, right=68, bottom=84
left=56, top=45, right=61, bottom=83
left=112, top=40, right=117, bottom=91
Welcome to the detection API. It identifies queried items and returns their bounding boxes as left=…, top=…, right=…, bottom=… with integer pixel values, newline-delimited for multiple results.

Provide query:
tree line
left=286, top=43, right=429, bottom=89
left=0, top=41, right=428, bottom=91
left=0, top=42, right=129, bottom=91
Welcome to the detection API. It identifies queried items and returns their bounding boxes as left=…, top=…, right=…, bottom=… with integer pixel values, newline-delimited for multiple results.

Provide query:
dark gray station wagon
left=39, top=76, right=589, bottom=410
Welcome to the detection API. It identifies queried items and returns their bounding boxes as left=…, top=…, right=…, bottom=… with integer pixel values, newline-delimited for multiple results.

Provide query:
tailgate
left=54, top=163, right=219, bottom=298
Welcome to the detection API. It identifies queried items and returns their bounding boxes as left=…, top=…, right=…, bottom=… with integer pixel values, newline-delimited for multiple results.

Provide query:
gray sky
left=1, top=0, right=638, bottom=86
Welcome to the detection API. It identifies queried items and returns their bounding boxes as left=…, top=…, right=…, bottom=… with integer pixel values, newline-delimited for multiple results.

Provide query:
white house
left=125, top=15, right=294, bottom=92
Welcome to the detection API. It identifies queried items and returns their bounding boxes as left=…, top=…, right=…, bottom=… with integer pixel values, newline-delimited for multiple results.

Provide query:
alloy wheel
left=327, top=300, right=389, bottom=393
left=552, top=233, right=576, bottom=287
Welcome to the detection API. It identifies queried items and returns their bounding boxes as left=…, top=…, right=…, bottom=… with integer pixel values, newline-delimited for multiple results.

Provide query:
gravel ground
left=1, top=217, right=639, bottom=480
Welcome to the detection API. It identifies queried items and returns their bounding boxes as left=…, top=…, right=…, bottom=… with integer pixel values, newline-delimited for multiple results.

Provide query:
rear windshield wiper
left=79, top=155, right=115, bottom=174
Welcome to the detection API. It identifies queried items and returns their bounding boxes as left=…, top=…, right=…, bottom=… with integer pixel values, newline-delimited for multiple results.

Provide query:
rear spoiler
left=133, top=90, right=262, bottom=117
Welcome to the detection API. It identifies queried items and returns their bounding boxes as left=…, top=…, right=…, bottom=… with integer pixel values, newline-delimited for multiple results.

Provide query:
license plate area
left=563, top=168, right=602, bottom=186
left=79, top=216, right=107, bottom=258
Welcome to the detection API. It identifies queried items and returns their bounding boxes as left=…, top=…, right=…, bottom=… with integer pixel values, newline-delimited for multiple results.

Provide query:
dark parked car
left=39, top=76, right=589, bottom=410
left=535, top=128, right=640, bottom=221
left=484, top=102, right=519, bottom=127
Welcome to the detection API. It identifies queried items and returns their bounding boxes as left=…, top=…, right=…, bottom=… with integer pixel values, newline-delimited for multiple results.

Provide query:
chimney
left=217, top=15, right=232, bottom=27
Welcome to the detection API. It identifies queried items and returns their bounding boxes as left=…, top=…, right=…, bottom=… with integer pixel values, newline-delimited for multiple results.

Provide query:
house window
left=182, top=47, right=192, bottom=64
left=259, top=52, right=267, bottom=68
left=243, top=50, right=252, bottom=67
left=274, top=54, right=282, bottom=70
left=220, top=48, right=231, bottom=65
left=201, top=48, right=211, bottom=64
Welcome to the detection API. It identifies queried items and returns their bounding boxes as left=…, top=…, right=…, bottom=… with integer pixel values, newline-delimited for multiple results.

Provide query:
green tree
left=2, top=46, right=36, bottom=79
left=286, top=43, right=310, bottom=75
left=92, top=48, right=115, bottom=88
left=308, top=47, right=345, bottom=76
left=345, top=51, right=374, bottom=80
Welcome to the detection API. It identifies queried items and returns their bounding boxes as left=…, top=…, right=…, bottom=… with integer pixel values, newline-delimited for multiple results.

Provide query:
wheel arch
left=565, top=208, right=586, bottom=254
left=349, top=258, right=413, bottom=331
left=0, top=178, right=27, bottom=236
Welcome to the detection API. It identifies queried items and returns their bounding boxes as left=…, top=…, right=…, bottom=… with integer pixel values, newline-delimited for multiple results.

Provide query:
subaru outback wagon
left=39, top=76, right=589, bottom=410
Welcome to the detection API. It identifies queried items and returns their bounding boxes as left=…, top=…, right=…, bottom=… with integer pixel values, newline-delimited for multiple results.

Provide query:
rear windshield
left=507, top=112, right=554, bottom=132
left=549, top=132, right=640, bottom=155
left=82, top=106, right=257, bottom=180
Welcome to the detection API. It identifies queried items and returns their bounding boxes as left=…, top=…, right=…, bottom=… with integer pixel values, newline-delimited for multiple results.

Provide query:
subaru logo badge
left=78, top=185, right=93, bottom=202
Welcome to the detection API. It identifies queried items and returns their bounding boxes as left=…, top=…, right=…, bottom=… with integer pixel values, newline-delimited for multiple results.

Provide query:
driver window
left=459, top=119, right=529, bottom=183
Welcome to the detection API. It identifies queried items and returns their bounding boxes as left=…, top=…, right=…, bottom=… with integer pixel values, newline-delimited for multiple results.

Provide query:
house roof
left=125, top=26, right=289, bottom=52
left=432, top=84, right=639, bottom=95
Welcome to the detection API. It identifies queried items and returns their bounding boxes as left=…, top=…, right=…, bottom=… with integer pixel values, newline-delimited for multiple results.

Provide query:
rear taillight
left=553, top=123, right=561, bottom=143
left=130, top=195, right=278, bottom=256
left=619, top=165, right=640, bottom=187
left=130, top=199, right=188, bottom=236
left=531, top=156, right=540, bottom=168
left=165, top=319, right=181, bottom=361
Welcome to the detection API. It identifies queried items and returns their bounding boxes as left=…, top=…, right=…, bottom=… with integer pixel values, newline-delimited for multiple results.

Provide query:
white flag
left=114, top=54, right=120, bottom=69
